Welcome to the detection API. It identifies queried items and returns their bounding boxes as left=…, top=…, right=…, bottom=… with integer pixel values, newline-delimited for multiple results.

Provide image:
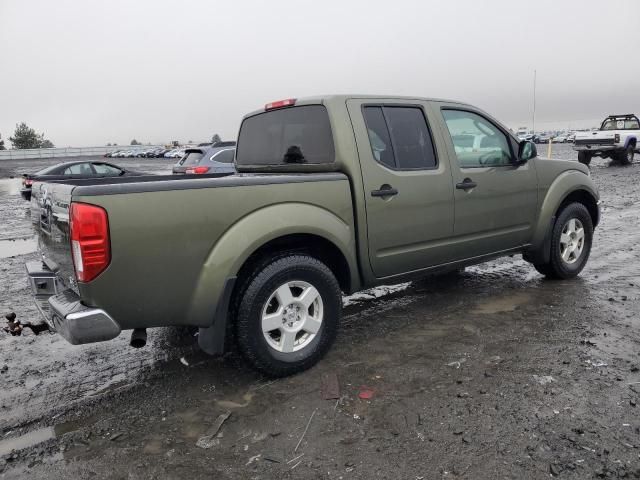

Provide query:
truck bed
left=31, top=171, right=353, bottom=330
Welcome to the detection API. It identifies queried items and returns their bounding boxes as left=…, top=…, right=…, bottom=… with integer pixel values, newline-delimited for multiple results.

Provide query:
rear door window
left=362, top=106, right=437, bottom=170
left=210, top=149, right=235, bottom=163
left=63, top=163, right=94, bottom=175
left=236, top=105, right=334, bottom=166
left=92, top=163, right=123, bottom=176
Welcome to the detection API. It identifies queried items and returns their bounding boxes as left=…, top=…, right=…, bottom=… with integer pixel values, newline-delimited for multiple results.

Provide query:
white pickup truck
left=573, top=114, right=639, bottom=166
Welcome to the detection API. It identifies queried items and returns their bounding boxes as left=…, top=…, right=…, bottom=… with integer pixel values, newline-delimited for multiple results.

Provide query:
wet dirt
left=1, top=147, right=640, bottom=479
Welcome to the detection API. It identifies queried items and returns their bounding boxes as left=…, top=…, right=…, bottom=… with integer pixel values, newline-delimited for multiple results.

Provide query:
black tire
left=533, top=202, right=593, bottom=280
left=234, top=255, right=341, bottom=377
left=617, top=144, right=635, bottom=165
left=577, top=151, right=592, bottom=166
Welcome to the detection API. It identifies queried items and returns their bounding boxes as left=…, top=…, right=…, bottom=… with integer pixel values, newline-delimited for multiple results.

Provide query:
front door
left=347, top=99, right=456, bottom=278
left=436, top=106, right=538, bottom=258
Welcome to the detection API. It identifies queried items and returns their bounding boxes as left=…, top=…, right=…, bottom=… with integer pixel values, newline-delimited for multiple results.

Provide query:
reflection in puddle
left=0, top=426, right=55, bottom=456
left=0, top=177, right=22, bottom=196
left=472, top=291, right=532, bottom=314
left=0, top=236, right=38, bottom=258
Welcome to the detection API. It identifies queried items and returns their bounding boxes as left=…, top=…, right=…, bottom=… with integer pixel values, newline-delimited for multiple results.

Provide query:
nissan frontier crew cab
left=27, top=95, right=600, bottom=377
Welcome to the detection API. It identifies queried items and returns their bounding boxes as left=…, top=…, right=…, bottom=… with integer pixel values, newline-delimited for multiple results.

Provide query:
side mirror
left=518, top=141, right=537, bottom=163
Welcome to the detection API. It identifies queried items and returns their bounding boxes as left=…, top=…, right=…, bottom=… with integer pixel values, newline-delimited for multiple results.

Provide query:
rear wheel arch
left=234, top=233, right=353, bottom=296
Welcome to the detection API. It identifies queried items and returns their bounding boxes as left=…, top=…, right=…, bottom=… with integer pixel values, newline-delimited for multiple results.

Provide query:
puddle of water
left=472, top=291, right=532, bottom=314
left=0, top=427, right=55, bottom=456
left=0, top=177, right=22, bottom=196
left=216, top=392, right=254, bottom=409
left=0, top=236, right=38, bottom=258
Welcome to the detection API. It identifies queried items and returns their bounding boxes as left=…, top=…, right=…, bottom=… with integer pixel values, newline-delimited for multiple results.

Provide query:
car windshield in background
left=181, top=151, right=204, bottom=166
left=236, top=105, right=334, bottom=166
left=601, top=118, right=640, bottom=130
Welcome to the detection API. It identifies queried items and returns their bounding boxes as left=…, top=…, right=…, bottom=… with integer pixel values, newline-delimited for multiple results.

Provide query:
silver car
left=172, top=144, right=236, bottom=175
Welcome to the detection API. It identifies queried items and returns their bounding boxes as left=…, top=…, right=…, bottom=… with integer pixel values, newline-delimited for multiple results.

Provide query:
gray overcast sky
left=1, top=0, right=638, bottom=147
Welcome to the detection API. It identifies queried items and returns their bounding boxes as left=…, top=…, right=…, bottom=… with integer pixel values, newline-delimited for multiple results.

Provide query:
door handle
left=456, top=178, right=477, bottom=190
left=371, top=185, right=399, bottom=197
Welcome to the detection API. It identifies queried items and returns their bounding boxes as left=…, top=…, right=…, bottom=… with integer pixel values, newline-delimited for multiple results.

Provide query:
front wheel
left=577, top=151, right=592, bottom=166
left=234, top=255, right=341, bottom=377
left=533, top=202, right=593, bottom=279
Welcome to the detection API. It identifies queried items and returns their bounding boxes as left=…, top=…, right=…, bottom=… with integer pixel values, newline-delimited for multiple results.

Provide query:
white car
left=574, top=114, right=640, bottom=165
left=553, top=135, right=567, bottom=143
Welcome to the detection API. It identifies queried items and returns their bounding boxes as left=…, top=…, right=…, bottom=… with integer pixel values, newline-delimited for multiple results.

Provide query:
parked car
left=153, top=148, right=170, bottom=158
left=172, top=145, right=236, bottom=174
left=20, top=161, right=145, bottom=201
left=536, top=133, right=552, bottom=144
left=553, top=135, right=567, bottom=143
left=574, top=114, right=640, bottom=166
left=164, top=148, right=185, bottom=158
left=27, top=94, right=599, bottom=377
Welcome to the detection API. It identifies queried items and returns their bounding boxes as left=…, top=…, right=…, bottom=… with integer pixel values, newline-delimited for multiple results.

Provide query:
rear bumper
left=573, top=145, right=618, bottom=152
left=20, top=188, right=32, bottom=201
left=26, top=261, right=121, bottom=344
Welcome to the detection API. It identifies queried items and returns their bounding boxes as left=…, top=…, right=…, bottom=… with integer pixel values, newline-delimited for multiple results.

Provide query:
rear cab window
left=362, top=106, right=437, bottom=170
left=236, top=105, right=335, bottom=167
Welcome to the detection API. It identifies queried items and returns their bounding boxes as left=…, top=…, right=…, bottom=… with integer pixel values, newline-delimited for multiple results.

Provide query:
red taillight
left=70, top=203, right=110, bottom=283
left=25, top=179, right=33, bottom=186
left=265, top=98, right=296, bottom=110
left=186, top=166, right=210, bottom=174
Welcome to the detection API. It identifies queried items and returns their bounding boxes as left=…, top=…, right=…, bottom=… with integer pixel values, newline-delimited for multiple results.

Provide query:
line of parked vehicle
left=517, top=132, right=576, bottom=144
left=105, top=147, right=186, bottom=158
left=104, top=141, right=232, bottom=159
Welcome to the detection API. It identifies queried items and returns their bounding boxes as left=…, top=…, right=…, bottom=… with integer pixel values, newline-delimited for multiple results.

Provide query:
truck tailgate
left=574, top=131, right=615, bottom=146
left=31, top=181, right=78, bottom=293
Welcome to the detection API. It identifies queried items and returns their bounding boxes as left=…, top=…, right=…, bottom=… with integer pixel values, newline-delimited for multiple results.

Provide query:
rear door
left=434, top=104, right=538, bottom=257
left=347, top=99, right=455, bottom=278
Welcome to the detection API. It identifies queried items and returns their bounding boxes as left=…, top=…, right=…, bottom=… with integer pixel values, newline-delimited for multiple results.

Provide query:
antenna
left=532, top=69, right=537, bottom=134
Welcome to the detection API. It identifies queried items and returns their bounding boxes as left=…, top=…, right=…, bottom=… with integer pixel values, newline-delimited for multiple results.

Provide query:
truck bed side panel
left=73, top=175, right=354, bottom=330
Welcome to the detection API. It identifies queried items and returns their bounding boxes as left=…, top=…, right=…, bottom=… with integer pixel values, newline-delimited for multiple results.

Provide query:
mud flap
left=198, top=277, right=236, bottom=355
left=524, top=215, right=556, bottom=265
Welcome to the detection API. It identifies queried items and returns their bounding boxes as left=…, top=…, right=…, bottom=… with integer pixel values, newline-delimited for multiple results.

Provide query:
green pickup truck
left=27, top=95, right=600, bottom=377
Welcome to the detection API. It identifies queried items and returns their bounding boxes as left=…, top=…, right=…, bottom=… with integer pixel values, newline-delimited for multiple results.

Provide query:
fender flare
left=527, top=171, right=599, bottom=263
left=188, top=202, right=356, bottom=330
left=624, top=136, right=637, bottom=149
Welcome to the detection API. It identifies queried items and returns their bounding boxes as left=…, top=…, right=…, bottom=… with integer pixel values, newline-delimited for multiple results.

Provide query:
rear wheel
left=234, top=255, right=341, bottom=377
left=577, top=151, right=592, bottom=166
left=533, top=202, right=593, bottom=279
left=617, top=144, right=635, bottom=165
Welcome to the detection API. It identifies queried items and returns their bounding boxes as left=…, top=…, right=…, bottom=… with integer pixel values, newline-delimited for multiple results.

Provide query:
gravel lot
left=1, top=147, right=640, bottom=479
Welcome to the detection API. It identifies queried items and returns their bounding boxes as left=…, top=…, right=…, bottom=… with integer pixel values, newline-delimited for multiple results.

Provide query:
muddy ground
left=1, top=147, right=639, bottom=479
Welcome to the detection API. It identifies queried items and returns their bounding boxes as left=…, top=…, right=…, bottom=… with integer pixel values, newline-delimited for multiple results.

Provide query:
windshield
left=602, top=118, right=640, bottom=130
left=236, top=105, right=334, bottom=166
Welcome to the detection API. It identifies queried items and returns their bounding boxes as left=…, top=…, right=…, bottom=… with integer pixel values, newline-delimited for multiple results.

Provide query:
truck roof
left=243, top=94, right=468, bottom=119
